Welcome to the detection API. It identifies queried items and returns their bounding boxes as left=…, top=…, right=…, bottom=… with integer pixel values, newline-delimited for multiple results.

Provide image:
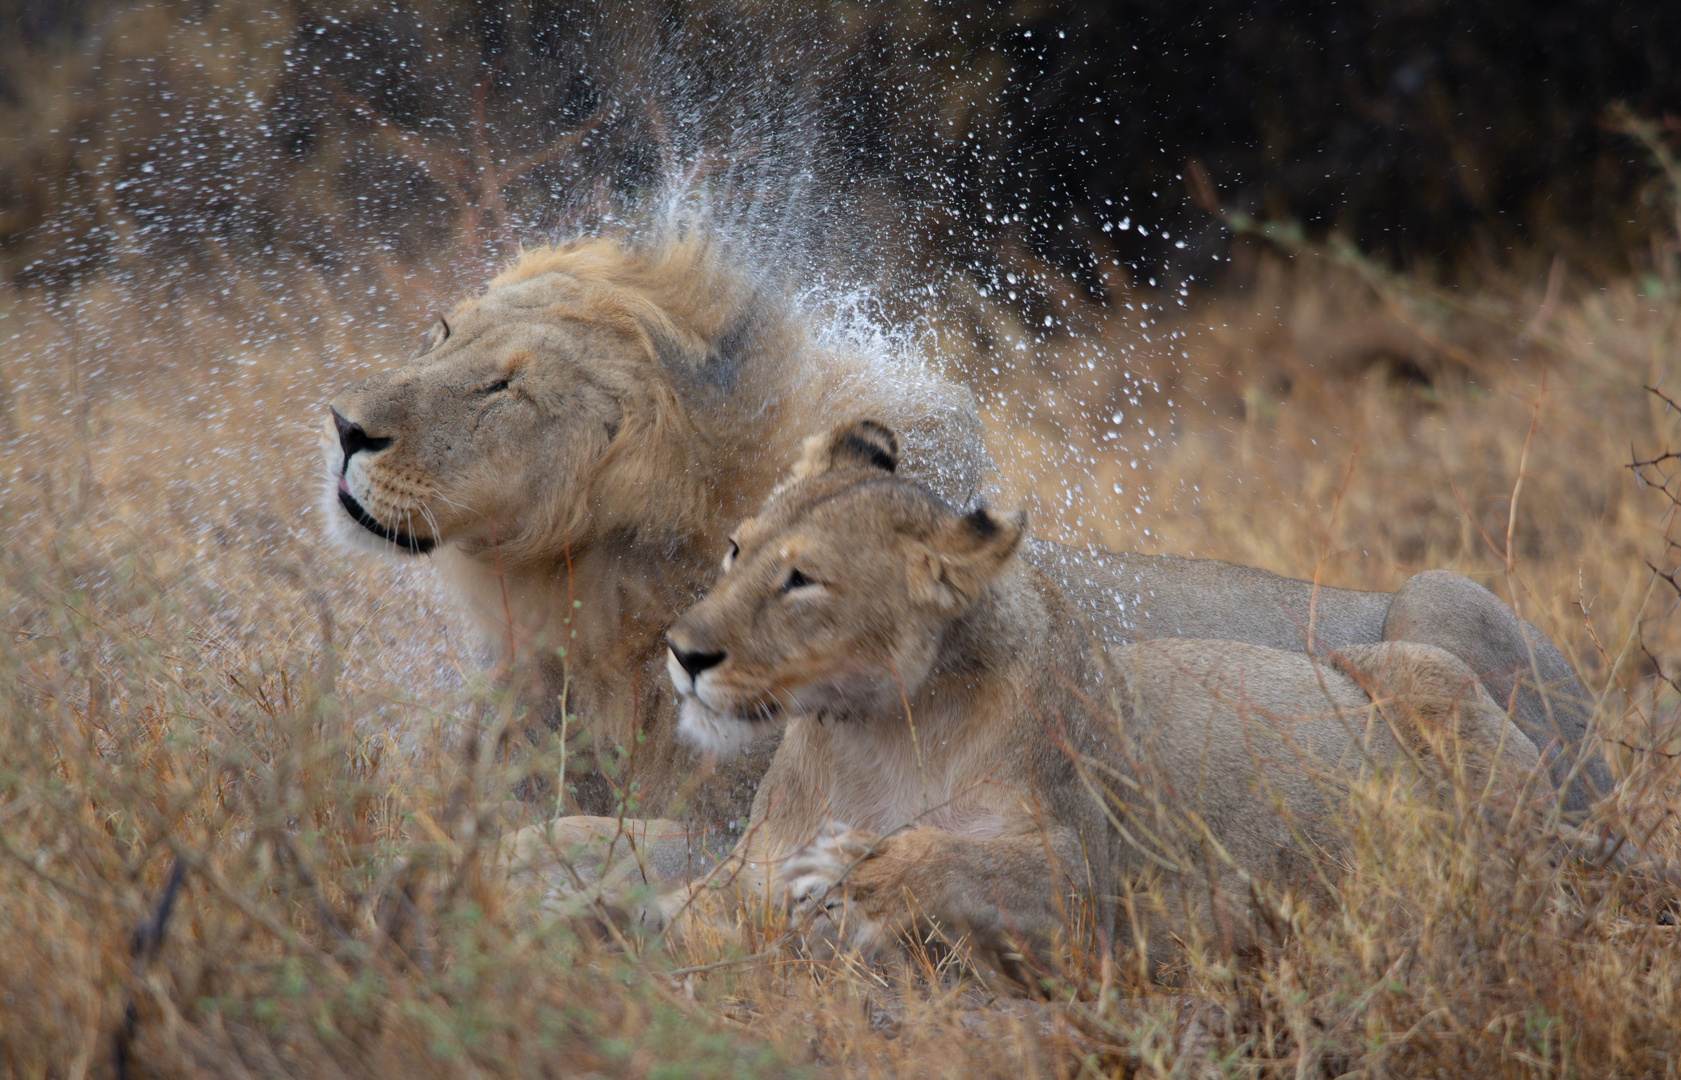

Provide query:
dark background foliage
left=2, top=0, right=1678, bottom=293
left=1001, top=1, right=1681, bottom=278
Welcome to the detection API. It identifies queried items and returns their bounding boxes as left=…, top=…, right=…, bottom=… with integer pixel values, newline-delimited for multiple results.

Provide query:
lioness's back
left=1027, top=540, right=1391, bottom=652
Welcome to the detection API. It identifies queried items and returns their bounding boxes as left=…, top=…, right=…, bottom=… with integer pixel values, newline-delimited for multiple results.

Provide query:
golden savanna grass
left=5, top=232, right=1680, bottom=1076
left=4, top=196, right=1681, bottom=1074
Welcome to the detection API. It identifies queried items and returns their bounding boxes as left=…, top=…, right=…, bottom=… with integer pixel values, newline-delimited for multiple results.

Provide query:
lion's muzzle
left=332, top=408, right=394, bottom=459
left=323, top=407, right=437, bottom=556
left=334, top=482, right=436, bottom=555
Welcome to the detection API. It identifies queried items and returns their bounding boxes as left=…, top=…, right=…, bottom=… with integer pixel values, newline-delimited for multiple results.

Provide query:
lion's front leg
left=777, top=821, right=1087, bottom=990
left=501, top=814, right=730, bottom=901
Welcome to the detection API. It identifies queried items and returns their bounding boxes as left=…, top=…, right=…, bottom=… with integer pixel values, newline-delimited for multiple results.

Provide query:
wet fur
left=324, top=237, right=984, bottom=829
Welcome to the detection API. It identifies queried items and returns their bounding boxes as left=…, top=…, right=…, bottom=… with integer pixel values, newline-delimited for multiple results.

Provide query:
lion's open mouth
left=336, top=477, right=436, bottom=555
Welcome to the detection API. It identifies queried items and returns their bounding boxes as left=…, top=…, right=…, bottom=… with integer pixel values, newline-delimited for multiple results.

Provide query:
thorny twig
left=113, top=858, right=187, bottom=1080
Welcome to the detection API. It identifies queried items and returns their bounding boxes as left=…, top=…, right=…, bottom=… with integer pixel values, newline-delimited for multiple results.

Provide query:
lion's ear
left=793, top=419, right=900, bottom=480
left=625, top=300, right=745, bottom=396
left=912, top=504, right=1026, bottom=611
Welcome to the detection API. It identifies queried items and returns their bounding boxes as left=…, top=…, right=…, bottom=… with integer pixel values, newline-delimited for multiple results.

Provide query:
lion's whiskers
left=416, top=502, right=441, bottom=540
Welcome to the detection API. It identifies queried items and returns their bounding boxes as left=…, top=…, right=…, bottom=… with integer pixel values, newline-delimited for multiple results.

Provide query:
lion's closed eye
left=781, top=568, right=820, bottom=595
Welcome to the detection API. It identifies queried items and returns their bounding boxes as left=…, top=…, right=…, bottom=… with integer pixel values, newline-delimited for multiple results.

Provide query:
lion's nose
left=332, top=408, right=394, bottom=459
left=669, top=640, right=726, bottom=680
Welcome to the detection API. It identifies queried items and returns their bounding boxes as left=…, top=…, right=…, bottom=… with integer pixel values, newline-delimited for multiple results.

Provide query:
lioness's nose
left=332, top=408, right=394, bottom=459
left=669, top=640, right=726, bottom=679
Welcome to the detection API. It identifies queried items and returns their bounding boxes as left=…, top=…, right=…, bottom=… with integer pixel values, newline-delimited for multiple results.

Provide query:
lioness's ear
left=911, top=504, right=1026, bottom=611
left=793, top=419, right=900, bottom=480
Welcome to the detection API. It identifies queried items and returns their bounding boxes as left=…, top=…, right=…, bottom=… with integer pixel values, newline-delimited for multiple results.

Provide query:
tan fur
left=661, top=421, right=1546, bottom=984
left=326, top=234, right=1603, bottom=884
left=1331, top=642, right=1541, bottom=792
left=324, top=237, right=983, bottom=831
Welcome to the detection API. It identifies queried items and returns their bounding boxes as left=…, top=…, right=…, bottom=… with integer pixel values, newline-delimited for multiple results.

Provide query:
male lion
left=325, top=235, right=1605, bottom=873
left=663, top=419, right=1548, bottom=979
left=325, top=237, right=985, bottom=847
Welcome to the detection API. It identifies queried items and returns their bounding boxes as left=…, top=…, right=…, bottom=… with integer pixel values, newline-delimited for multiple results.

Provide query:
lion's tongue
left=337, top=476, right=351, bottom=495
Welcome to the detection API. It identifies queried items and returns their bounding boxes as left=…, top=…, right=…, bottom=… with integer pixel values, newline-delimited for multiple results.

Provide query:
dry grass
left=4, top=217, right=1681, bottom=1075
left=5, top=4, right=1681, bottom=1076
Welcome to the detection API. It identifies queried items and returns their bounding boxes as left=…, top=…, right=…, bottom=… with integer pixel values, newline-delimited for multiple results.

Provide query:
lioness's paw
left=776, top=822, right=889, bottom=950
left=778, top=821, right=877, bottom=902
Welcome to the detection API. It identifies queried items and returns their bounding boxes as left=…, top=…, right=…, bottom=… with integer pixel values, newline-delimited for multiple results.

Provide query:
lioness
left=324, top=234, right=1605, bottom=860
left=664, top=420, right=1546, bottom=978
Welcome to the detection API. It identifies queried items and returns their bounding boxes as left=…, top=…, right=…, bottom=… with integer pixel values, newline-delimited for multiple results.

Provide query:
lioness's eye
left=723, top=539, right=739, bottom=569
left=781, top=568, right=817, bottom=594
left=479, top=376, right=511, bottom=395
